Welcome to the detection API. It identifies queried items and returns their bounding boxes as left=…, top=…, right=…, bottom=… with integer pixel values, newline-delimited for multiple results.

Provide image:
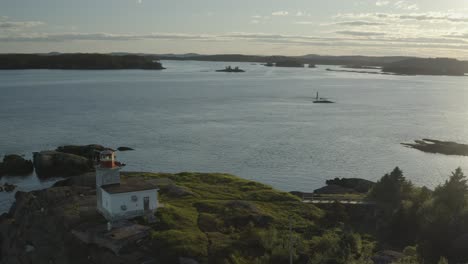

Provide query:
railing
left=301, top=194, right=375, bottom=205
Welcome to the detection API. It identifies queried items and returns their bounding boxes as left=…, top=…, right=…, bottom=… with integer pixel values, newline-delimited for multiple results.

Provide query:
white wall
left=101, top=190, right=112, bottom=212
left=103, top=189, right=158, bottom=217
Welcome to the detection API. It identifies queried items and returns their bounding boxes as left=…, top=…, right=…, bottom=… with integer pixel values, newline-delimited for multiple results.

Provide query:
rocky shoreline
left=402, top=139, right=468, bottom=156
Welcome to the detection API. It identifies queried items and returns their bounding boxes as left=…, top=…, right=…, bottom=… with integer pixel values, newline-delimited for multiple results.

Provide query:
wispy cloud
left=294, top=21, right=315, bottom=25
left=394, top=1, right=419, bottom=11
left=295, top=11, right=303, bottom=17
left=336, top=30, right=386, bottom=36
left=444, top=33, right=468, bottom=39
left=0, top=33, right=214, bottom=42
left=376, top=1, right=390, bottom=7
left=331, top=21, right=388, bottom=26
left=271, top=11, right=288, bottom=16
left=335, top=12, right=468, bottom=23
left=0, top=19, right=45, bottom=30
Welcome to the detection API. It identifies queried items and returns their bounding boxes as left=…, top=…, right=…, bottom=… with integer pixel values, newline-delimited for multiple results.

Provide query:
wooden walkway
left=301, top=195, right=376, bottom=205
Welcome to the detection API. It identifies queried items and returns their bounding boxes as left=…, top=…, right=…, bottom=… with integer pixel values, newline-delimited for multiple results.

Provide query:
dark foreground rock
left=372, top=250, right=404, bottom=264
left=0, top=183, right=17, bottom=192
left=0, top=154, right=34, bottom=176
left=402, top=139, right=468, bottom=156
left=0, top=186, right=156, bottom=264
left=33, top=151, right=94, bottom=178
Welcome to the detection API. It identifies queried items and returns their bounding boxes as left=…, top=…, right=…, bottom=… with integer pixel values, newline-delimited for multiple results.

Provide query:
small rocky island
left=0, top=54, right=165, bottom=70
left=275, top=60, right=305, bottom=68
left=402, top=139, right=468, bottom=156
left=215, top=66, right=245, bottom=72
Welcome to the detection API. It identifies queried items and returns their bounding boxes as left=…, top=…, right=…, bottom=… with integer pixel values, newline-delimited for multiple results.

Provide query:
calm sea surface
left=1, top=60, right=468, bottom=212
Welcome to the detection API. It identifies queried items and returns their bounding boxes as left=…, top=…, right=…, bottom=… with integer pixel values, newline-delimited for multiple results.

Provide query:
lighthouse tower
left=96, top=150, right=121, bottom=213
left=95, top=150, right=159, bottom=222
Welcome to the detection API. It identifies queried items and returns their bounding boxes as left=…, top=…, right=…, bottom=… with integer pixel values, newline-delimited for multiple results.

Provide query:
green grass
left=122, top=172, right=356, bottom=263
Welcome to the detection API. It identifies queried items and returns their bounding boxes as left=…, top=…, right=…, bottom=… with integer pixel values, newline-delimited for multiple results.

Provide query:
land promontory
left=382, top=58, right=467, bottom=76
left=0, top=54, right=165, bottom=70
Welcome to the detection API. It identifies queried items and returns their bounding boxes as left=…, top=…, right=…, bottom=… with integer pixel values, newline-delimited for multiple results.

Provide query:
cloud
left=250, top=20, right=260, bottom=24
left=296, top=11, right=306, bottom=17
left=251, top=15, right=262, bottom=19
left=335, top=12, right=468, bottom=23
left=336, top=30, right=386, bottom=36
left=0, top=33, right=214, bottom=42
left=376, top=1, right=390, bottom=6
left=294, top=21, right=315, bottom=25
left=2, top=31, right=468, bottom=55
left=444, top=33, right=468, bottom=39
left=272, top=11, right=288, bottom=16
left=0, top=20, right=44, bottom=30
left=394, top=1, right=419, bottom=11
left=331, top=21, right=388, bottom=26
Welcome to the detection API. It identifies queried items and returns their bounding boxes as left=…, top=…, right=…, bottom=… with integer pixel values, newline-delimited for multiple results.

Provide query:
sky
left=1, top=0, right=468, bottom=58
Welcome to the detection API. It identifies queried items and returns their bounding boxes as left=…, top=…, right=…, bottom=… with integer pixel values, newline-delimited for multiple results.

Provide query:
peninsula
left=0, top=54, right=165, bottom=70
left=402, top=138, right=468, bottom=156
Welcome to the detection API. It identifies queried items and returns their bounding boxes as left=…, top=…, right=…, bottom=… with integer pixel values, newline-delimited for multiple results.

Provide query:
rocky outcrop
left=402, top=139, right=468, bottom=156
left=215, top=66, right=245, bottom=72
left=52, top=172, right=97, bottom=188
left=0, top=155, right=34, bottom=176
left=324, top=178, right=375, bottom=193
left=372, top=250, right=404, bottom=264
left=314, top=184, right=357, bottom=194
left=0, top=183, right=17, bottom=192
left=33, top=151, right=94, bottom=178
left=0, top=186, right=156, bottom=264
left=56, top=144, right=108, bottom=160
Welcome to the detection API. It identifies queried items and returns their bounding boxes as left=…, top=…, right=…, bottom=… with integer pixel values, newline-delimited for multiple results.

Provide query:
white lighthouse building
left=95, top=150, right=158, bottom=222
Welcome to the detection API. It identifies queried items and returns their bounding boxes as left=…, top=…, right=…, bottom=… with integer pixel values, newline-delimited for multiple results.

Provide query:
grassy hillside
left=122, top=172, right=375, bottom=264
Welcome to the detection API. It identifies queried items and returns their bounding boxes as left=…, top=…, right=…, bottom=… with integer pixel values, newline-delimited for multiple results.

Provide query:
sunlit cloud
left=271, top=11, right=288, bottom=16
left=330, top=21, right=388, bottom=26
left=336, top=30, right=386, bottom=36
left=394, top=1, right=419, bottom=11
left=294, top=21, right=315, bottom=25
left=335, top=12, right=468, bottom=23
left=0, top=18, right=44, bottom=30
left=376, top=1, right=390, bottom=7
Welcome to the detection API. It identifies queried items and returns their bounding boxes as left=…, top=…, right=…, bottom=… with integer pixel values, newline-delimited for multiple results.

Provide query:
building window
left=121, top=205, right=127, bottom=211
left=131, top=195, right=138, bottom=202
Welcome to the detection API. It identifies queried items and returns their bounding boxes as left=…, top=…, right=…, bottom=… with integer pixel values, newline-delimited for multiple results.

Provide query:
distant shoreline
left=0, top=54, right=165, bottom=70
